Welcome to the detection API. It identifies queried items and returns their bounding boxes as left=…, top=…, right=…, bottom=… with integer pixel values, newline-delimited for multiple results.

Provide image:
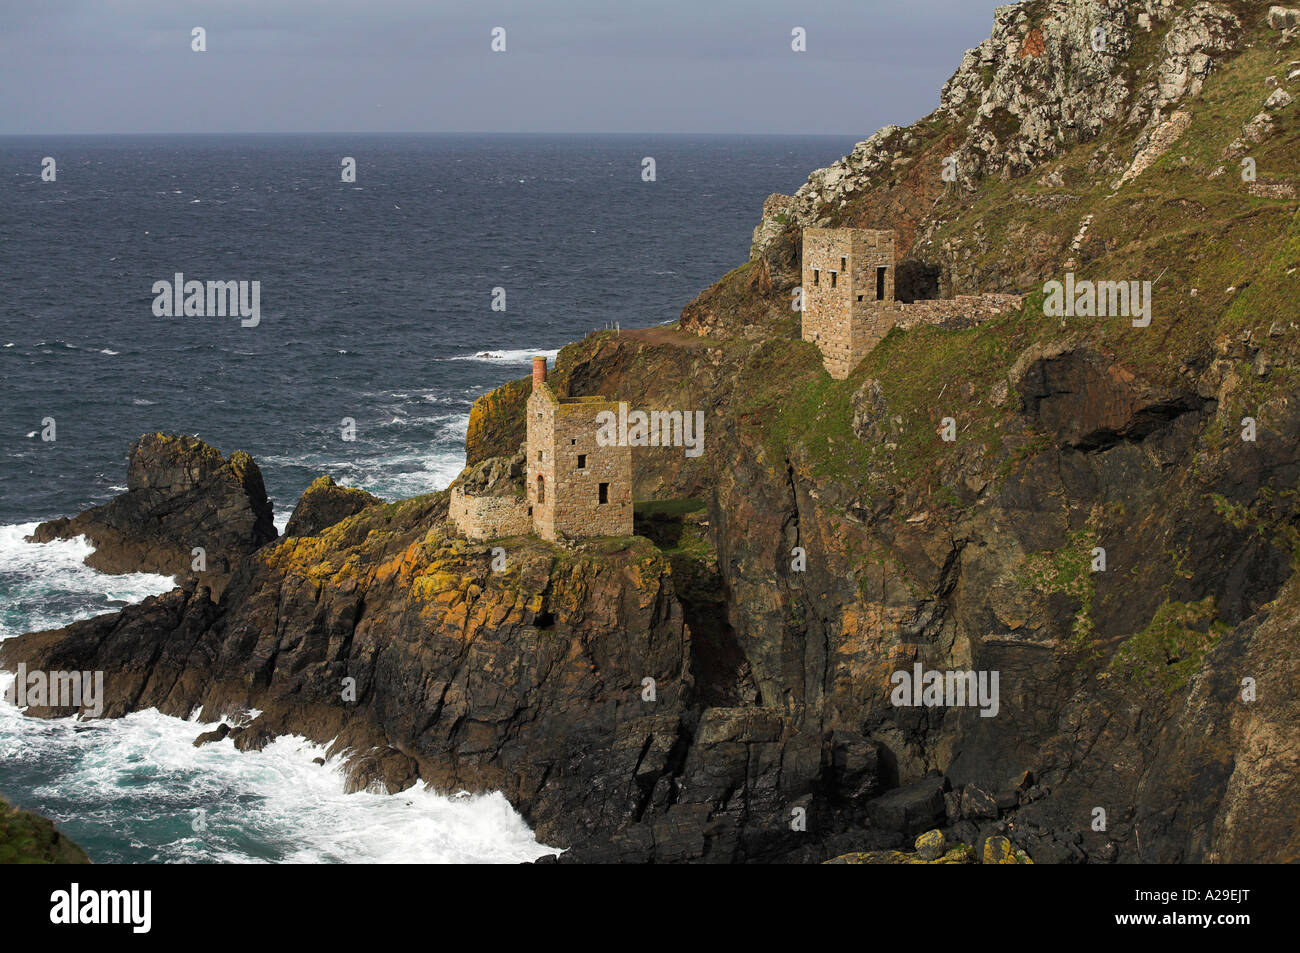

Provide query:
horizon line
left=0, top=129, right=868, bottom=139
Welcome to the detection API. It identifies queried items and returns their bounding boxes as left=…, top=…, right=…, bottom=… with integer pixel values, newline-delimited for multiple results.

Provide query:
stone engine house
left=527, top=356, right=632, bottom=541
left=801, top=227, right=897, bottom=379
left=450, top=356, right=633, bottom=542
left=801, top=227, right=1023, bottom=380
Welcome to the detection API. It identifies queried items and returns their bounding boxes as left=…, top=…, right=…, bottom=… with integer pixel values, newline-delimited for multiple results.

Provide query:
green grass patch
left=1110, top=596, right=1226, bottom=694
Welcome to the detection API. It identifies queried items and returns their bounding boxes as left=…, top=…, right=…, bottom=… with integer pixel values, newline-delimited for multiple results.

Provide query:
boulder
left=1268, top=6, right=1300, bottom=30
left=824, top=730, right=883, bottom=801
left=1265, top=88, right=1294, bottom=110
left=961, top=783, right=1000, bottom=820
left=983, top=835, right=1034, bottom=864
left=192, top=723, right=231, bottom=747
left=865, top=776, right=948, bottom=835
left=914, top=828, right=946, bottom=860
left=284, top=475, right=380, bottom=538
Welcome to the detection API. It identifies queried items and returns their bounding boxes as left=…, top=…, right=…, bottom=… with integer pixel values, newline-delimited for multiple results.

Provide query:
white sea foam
left=449, top=348, right=559, bottom=365
left=0, top=523, right=175, bottom=640
left=266, top=446, right=465, bottom=500
left=0, top=525, right=558, bottom=863
left=0, top=679, right=557, bottom=863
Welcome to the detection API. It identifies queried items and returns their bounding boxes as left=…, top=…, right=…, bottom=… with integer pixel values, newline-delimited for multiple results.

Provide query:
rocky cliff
left=4, top=0, right=1299, bottom=863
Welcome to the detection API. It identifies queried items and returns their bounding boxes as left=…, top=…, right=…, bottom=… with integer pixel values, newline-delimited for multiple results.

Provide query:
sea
left=0, top=133, right=856, bottom=862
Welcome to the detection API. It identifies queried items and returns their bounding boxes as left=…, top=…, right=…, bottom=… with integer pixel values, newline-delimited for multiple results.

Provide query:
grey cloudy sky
left=1, top=0, right=1006, bottom=135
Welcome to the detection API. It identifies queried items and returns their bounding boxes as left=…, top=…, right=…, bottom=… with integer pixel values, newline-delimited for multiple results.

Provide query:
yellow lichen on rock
left=983, top=836, right=1034, bottom=864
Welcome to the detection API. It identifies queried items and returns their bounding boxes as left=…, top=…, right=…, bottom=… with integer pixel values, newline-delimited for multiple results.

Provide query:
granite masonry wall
left=448, top=485, right=531, bottom=541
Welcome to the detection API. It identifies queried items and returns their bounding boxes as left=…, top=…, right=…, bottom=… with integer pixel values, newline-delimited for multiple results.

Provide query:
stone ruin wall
left=449, top=485, right=531, bottom=541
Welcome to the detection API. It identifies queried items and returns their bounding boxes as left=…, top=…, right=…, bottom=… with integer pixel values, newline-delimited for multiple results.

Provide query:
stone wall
left=449, top=485, right=531, bottom=541
left=892, top=293, right=1025, bottom=332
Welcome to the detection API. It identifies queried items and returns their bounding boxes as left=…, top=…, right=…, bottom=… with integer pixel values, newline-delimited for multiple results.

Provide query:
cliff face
left=5, top=0, right=1300, bottom=863
left=458, top=0, right=1300, bottom=861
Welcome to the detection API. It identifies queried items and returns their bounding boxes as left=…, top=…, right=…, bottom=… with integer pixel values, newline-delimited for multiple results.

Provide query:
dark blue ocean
left=0, top=134, right=854, bottom=862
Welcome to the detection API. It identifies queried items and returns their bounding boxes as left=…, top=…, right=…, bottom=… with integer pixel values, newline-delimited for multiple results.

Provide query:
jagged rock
left=284, top=475, right=380, bottom=538
left=28, top=433, right=276, bottom=598
left=1113, top=110, right=1192, bottom=189
left=961, top=783, right=1000, bottom=820
left=850, top=378, right=890, bottom=444
left=753, top=0, right=1243, bottom=261
left=452, top=446, right=526, bottom=497
left=983, top=835, right=1034, bottom=864
left=865, top=776, right=948, bottom=835
left=1265, top=87, right=1294, bottom=109
left=825, top=730, right=883, bottom=800
left=1154, top=3, right=1241, bottom=111
left=1133, top=573, right=1300, bottom=862
left=751, top=194, right=795, bottom=259
left=1268, top=6, right=1300, bottom=30
left=344, top=747, right=421, bottom=795
left=192, top=723, right=231, bottom=747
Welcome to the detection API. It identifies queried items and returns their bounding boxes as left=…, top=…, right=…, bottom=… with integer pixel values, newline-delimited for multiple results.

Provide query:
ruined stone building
left=802, top=228, right=898, bottom=379
left=801, top=227, right=1023, bottom=379
left=450, top=356, right=633, bottom=542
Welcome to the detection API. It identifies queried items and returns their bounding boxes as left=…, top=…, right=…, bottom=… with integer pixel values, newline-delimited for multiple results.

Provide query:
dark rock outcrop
left=284, top=475, right=380, bottom=538
left=29, top=433, right=277, bottom=598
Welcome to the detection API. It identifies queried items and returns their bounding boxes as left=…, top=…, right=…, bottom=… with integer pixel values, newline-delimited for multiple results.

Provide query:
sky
left=0, top=0, right=1009, bottom=135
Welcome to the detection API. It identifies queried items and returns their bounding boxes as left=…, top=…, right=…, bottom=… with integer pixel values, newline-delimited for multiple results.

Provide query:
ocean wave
left=0, top=523, right=555, bottom=863
left=0, top=676, right=557, bottom=864
left=0, top=523, right=175, bottom=642
left=264, top=445, right=466, bottom=501
left=448, top=348, right=559, bottom=365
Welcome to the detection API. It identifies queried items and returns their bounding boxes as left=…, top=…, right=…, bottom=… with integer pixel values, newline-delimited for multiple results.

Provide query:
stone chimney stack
left=533, top=356, right=548, bottom=386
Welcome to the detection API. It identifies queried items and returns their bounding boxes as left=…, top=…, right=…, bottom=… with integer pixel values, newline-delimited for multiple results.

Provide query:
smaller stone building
left=450, top=357, right=633, bottom=542
left=526, top=356, right=632, bottom=541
